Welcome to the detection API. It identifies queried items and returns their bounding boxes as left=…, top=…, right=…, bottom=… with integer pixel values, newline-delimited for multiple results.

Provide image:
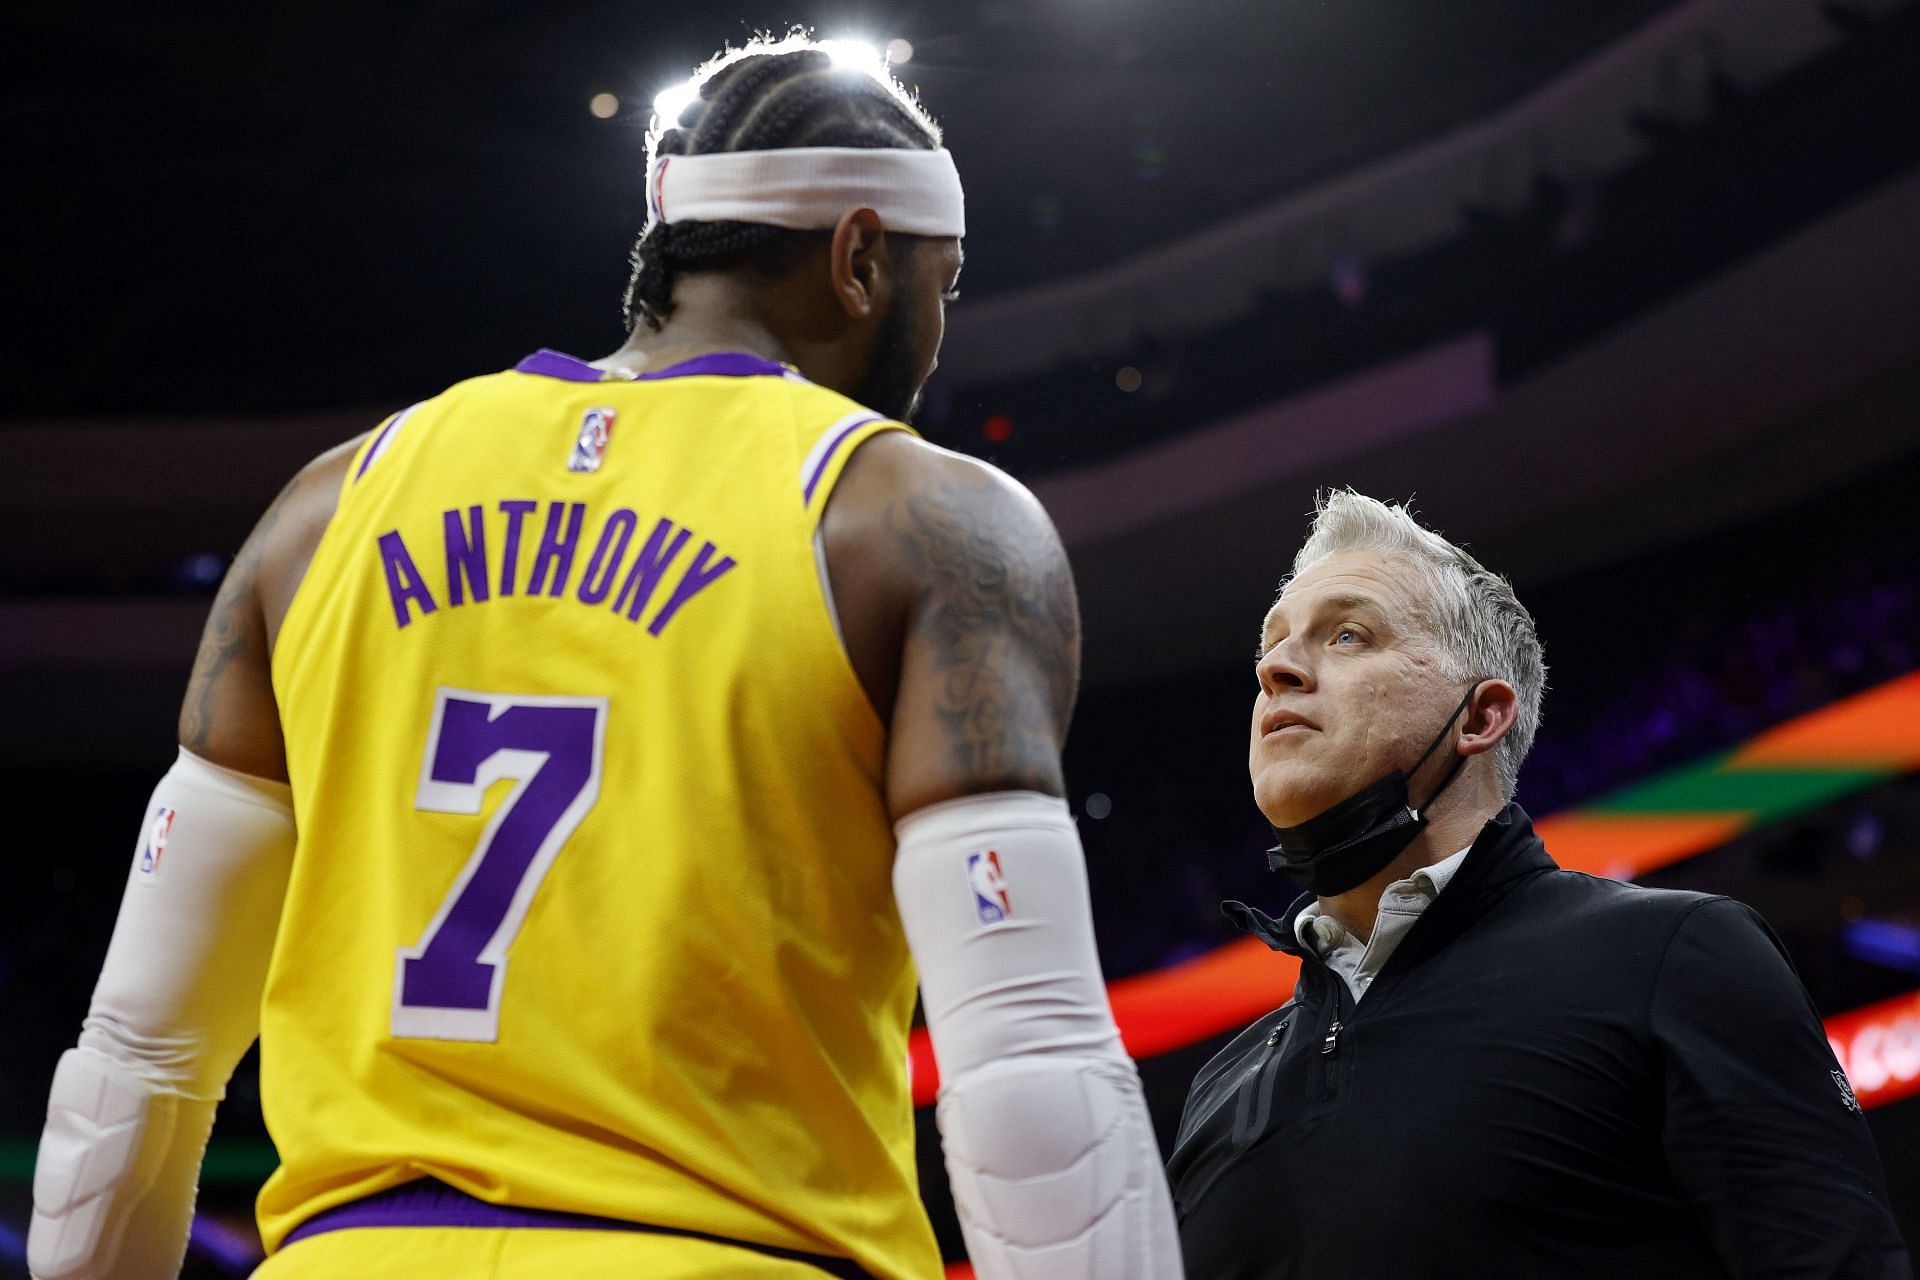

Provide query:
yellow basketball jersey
left=261, top=349, right=938, bottom=1279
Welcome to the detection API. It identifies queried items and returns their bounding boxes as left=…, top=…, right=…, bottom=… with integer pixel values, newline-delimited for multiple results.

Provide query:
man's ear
left=1457, top=679, right=1519, bottom=757
left=829, top=206, right=892, bottom=321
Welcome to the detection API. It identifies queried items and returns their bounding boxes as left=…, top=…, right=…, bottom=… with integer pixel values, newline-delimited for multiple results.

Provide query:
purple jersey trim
left=802, top=414, right=885, bottom=504
left=513, top=348, right=605, bottom=382
left=354, top=401, right=425, bottom=481
left=638, top=351, right=791, bottom=380
left=280, top=1179, right=873, bottom=1278
left=514, top=348, right=791, bottom=383
left=354, top=416, right=402, bottom=479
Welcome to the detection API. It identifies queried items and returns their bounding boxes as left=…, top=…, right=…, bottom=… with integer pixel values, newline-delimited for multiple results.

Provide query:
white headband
left=646, top=146, right=965, bottom=237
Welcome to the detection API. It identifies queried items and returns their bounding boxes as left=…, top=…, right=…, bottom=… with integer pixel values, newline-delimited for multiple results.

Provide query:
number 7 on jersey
left=392, top=688, right=608, bottom=1042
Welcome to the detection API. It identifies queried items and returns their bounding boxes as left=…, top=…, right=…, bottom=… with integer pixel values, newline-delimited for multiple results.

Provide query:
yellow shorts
left=253, top=1226, right=838, bottom=1279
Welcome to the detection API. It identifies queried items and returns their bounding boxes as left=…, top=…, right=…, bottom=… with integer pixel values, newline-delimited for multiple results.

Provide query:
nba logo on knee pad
left=138, top=807, right=175, bottom=881
left=967, top=850, right=1012, bottom=924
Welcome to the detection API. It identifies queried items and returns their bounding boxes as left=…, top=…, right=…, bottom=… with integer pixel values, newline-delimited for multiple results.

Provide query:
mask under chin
left=1265, top=685, right=1479, bottom=896
left=1266, top=771, right=1428, bottom=896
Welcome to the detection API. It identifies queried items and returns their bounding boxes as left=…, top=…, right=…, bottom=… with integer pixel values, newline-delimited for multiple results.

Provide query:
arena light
left=651, top=80, right=699, bottom=127
left=822, top=38, right=883, bottom=71
left=1845, top=919, right=1920, bottom=975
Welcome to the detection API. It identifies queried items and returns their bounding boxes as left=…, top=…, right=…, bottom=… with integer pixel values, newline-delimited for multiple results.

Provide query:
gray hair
left=1284, top=490, right=1547, bottom=800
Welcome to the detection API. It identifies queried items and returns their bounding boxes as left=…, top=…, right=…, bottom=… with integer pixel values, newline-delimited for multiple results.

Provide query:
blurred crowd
left=1522, top=565, right=1918, bottom=815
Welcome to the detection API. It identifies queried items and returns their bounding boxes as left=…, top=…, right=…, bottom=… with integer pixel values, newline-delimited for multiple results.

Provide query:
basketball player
left=28, top=36, right=1181, bottom=1280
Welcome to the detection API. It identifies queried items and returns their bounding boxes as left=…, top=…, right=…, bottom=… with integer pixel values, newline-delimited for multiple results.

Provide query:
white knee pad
left=894, top=791, right=1183, bottom=1280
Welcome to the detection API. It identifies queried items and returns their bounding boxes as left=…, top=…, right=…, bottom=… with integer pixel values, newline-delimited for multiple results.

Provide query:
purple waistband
left=281, top=1179, right=873, bottom=1278
left=283, top=1179, right=616, bottom=1242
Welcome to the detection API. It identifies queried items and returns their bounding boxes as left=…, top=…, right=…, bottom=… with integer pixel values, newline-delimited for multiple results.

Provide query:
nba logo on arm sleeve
left=138, top=807, right=176, bottom=881
left=967, top=850, right=1012, bottom=925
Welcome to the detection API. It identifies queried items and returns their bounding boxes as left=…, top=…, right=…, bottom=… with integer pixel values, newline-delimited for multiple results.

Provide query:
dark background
left=5, top=0, right=1920, bottom=1272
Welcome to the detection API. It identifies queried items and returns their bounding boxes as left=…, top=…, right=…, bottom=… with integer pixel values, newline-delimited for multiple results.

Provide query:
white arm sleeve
left=893, top=791, right=1184, bottom=1280
left=29, top=748, right=295, bottom=1280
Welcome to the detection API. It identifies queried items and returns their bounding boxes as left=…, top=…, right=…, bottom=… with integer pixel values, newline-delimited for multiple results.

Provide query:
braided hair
left=623, top=40, right=943, bottom=332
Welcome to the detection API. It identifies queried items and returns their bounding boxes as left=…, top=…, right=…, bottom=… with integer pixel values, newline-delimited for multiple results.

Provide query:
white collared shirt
left=1293, top=844, right=1473, bottom=1003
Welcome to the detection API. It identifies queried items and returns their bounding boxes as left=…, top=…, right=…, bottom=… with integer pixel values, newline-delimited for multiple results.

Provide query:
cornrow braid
left=687, top=52, right=799, bottom=148
left=622, top=42, right=942, bottom=333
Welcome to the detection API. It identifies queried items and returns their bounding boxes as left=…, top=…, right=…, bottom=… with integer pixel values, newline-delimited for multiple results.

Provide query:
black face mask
left=1264, top=684, right=1479, bottom=897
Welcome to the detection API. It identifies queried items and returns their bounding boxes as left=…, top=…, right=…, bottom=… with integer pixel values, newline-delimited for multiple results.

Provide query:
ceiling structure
left=9, top=0, right=1681, bottom=416
left=6, top=0, right=1918, bottom=696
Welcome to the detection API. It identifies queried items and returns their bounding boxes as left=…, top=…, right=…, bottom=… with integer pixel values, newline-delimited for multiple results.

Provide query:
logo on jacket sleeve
left=138, top=807, right=175, bottom=880
left=568, top=406, right=618, bottom=473
left=1833, top=1069, right=1863, bottom=1114
left=968, top=850, right=1012, bottom=924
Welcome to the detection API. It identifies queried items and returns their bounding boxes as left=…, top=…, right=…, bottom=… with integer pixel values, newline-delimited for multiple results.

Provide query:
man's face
left=852, top=235, right=962, bottom=423
left=1249, top=549, right=1461, bottom=827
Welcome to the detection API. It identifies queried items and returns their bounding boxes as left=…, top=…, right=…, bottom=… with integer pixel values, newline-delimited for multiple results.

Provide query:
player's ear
left=829, top=207, right=891, bottom=321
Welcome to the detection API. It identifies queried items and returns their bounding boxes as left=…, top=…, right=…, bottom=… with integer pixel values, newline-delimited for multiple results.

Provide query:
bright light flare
left=821, top=39, right=883, bottom=70
left=588, top=92, right=619, bottom=119
left=885, top=38, right=914, bottom=65
left=652, top=81, right=700, bottom=127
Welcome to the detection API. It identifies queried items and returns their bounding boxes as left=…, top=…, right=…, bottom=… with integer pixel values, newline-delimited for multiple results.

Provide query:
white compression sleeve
left=30, top=748, right=295, bottom=1280
left=893, top=792, right=1183, bottom=1280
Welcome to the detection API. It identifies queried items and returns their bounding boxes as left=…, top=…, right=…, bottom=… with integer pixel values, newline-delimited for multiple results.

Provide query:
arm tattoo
left=178, top=472, right=302, bottom=753
left=890, top=469, right=1080, bottom=792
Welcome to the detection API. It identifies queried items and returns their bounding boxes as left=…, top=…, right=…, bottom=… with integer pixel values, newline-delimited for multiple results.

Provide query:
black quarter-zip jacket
left=1169, top=805, right=1911, bottom=1280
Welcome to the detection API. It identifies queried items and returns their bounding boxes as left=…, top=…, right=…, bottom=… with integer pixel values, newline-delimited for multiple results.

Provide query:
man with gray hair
left=1168, top=490, right=1908, bottom=1278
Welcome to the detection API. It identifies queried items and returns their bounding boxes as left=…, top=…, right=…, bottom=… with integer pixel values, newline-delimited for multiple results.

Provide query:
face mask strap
left=1263, top=682, right=1487, bottom=893
left=1407, top=683, right=1481, bottom=821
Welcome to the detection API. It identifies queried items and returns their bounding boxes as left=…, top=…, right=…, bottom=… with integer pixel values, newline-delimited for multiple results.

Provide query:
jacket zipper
left=1320, top=983, right=1346, bottom=1104
left=1229, top=1016, right=1293, bottom=1149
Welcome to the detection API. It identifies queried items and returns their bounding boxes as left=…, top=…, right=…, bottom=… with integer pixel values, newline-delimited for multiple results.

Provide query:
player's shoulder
left=776, top=370, right=879, bottom=416
left=270, top=366, right=504, bottom=533
left=831, top=433, right=1066, bottom=608
left=841, top=429, right=1053, bottom=531
left=422, top=365, right=555, bottom=414
left=349, top=365, right=548, bottom=474
left=388, top=357, right=614, bottom=430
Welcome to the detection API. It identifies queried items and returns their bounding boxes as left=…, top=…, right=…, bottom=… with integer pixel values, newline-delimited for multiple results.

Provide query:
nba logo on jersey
left=567, top=406, right=617, bottom=473
left=138, top=807, right=175, bottom=880
left=967, top=850, right=1012, bottom=924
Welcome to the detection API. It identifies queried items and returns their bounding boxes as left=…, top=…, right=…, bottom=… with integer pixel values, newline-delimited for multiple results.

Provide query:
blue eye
left=1333, top=629, right=1361, bottom=646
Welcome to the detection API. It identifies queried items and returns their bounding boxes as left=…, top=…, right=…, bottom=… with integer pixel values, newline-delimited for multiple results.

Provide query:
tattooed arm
left=821, top=431, right=1080, bottom=818
left=175, top=477, right=290, bottom=779
left=176, top=436, right=363, bottom=780
left=826, top=440, right=1185, bottom=1279
left=27, top=437, right=364, bottom=1280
